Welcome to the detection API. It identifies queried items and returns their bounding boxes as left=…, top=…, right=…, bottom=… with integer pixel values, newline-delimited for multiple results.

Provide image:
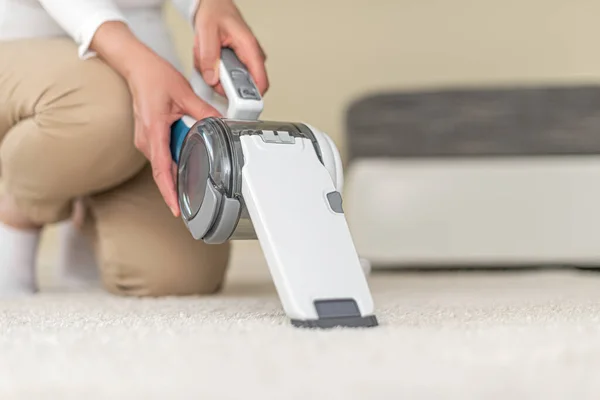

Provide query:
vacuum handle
left=171, top=48, right=264, bottom=162
left=218, top=48, right=264, bottom=120
left=188, top=47, right=264, bottom=120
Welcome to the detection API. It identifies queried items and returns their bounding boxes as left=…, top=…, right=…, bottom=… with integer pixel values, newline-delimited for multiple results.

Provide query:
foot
left=53, top=199, right=99, bottom=290
left=0, top=194, right=41, bottom=295
left=54, top=219, right=99, bottom=290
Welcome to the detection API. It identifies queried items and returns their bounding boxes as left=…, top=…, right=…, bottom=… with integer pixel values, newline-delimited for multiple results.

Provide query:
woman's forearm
left=37, top=0, right=128, bottom=58
left=89, top=21, right=155, bottom=80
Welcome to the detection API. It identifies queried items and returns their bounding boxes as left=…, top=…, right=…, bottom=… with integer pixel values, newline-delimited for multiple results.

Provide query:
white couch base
left=345, top=157, right=600, bottom=268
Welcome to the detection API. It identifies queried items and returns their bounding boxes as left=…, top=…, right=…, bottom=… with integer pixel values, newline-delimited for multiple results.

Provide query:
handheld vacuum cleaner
left=170, top=48, right=378, bottom=328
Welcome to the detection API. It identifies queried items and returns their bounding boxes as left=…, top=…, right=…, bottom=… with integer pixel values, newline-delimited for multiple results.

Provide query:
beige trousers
left=0, top=38, right=230, bottom=296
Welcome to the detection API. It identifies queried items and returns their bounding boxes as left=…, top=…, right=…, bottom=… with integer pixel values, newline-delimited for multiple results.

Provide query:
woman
left=0, top=0, right=269, bottom=296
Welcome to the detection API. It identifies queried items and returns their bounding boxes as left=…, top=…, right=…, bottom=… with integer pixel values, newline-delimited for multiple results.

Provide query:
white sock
left=54, top=220, right=99, bottom=289
left=0, top=222, right=40, bottom=295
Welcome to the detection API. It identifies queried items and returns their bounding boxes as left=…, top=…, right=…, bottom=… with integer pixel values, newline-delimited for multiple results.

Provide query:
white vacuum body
left=170, top=49, right=378, bottom=328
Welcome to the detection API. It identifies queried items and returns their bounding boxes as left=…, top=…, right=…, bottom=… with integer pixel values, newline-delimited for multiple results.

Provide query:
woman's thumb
left=195, top=27, right=220, bottom=86
left=183, top=92, right=221, bottom=122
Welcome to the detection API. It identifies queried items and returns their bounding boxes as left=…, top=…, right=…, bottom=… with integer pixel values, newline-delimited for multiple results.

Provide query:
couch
left=344, top=85, right=600, bottom=269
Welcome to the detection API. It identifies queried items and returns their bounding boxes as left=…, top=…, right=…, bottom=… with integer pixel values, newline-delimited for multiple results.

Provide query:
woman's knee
left=101, top=243, right=231, bottom=297
left=84, top=164, right=231, bottom=297
left=1, top=55, right=145, bottom=202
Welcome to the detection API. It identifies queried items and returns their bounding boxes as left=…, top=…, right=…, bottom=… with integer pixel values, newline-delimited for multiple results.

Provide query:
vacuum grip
left=171, top=48, right=264, bottom=162
left=218, top=48, right=264, bottom=120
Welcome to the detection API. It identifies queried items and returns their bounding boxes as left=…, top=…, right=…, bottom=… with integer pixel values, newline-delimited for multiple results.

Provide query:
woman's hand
left=193, top=0, right=269, bottom=96
left=126, top=50, right=220, bottom=217
left=90, top=22, right=220, bottom=217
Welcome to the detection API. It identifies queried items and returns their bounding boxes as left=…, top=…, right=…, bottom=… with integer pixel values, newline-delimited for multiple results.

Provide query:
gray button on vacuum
left=239, top=87, right=259, bottom=100
left=326, top=191, right=344, bottom=213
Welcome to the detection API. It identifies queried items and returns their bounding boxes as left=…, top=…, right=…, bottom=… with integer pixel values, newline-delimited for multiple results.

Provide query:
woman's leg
left=0, top=38, right=145, bottom=293
left=0, top=38, right=146, bottom=223
left=0, top=37, right=229, bottom=295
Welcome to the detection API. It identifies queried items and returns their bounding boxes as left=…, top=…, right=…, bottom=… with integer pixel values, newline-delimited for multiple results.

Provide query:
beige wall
left=165, top=0, right=600, bottom=159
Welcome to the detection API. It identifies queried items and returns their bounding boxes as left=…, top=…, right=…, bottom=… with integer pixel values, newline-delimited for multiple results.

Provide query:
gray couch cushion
left=345, top=86, right=600, bottom=161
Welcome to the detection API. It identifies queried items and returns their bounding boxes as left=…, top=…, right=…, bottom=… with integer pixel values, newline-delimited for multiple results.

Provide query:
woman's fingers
left=134, top=89, right=220, bottom=219
left=133, top=107, right=174, bottom=214
left=196, top=23, right=221, bottom=87
left=194, top=0, right=268, bottom=96
left=227, top=24, right=269, bottom=95
left=194, top=40, right=226, bottom=97
left=148, top=120, right=180, bottom=217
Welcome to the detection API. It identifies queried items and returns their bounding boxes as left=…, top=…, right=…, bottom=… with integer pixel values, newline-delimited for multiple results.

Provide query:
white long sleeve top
left=0, top=0, right=198, bottom=67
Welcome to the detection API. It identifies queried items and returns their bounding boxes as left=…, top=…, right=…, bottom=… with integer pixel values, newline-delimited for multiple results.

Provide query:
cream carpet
left=2, top=241, right=600, bottom=399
